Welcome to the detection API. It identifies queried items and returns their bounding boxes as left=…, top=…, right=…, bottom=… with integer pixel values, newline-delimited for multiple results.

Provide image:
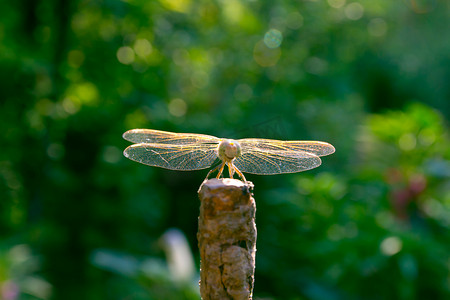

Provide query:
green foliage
left=0, top=0, right=449, bottom=299
left=255, top=103, right=450, bottom=299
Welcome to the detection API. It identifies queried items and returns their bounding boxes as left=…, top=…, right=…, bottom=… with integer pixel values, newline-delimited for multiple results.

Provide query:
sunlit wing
left=234, top=147, right=322, bottom=175
left=237, top=139, right=335, bottom=157
left=123, top=143, right=218, bottom=171
left=123, top=129, right=220, bottom=145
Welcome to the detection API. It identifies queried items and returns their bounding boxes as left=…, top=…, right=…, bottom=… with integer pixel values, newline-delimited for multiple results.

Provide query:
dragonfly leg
left=231, top=163, right=247, bottom=183
left=216, top=162, right=226, bottom=179
left=204, top=162, right=223, bottom=181
left=227, top=162, right=235, bottom=178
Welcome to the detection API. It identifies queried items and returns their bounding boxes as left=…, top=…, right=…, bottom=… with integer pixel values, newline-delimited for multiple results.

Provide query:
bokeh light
left=380, top=236, right=403, bottom=256
left=264, top=29, right=283, bottom=49
left=368, top=18, right=388, bottom=37
left=168, top=98, right=188, bottom=117
left=67, top=50, right=85, bottom=68
left=133, top=39, right=153, bottom=58
left=253, top=40, right=281, bottom=67
left=344, top=2, right=364, bottom=20
left=328, top=0, right=346, bottom=9
left=117, top=46, right=135, bottom=65
left=286, top=12, right=304, bottom=30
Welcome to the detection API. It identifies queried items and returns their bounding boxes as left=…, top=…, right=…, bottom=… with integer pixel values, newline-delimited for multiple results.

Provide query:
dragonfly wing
left=124, top=143, right=218, bottom=171
left=234, top=148, right=322, bottom=175
left=123, top=129, right=220, bottom=145
left=238, top=139, right=335, bottom=157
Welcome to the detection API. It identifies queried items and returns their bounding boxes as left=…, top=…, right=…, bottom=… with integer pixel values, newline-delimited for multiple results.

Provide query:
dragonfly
left=123, top=129, right=335, bottom=182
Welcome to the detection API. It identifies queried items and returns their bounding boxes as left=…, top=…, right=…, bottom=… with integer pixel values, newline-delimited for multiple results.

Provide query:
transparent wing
left=234, top=148, right=322, bottom=175
left=234, top=138, right=335, bottom=175
left=123, top=129, right=220, bottom=145
left=124, top=143, right=218, bottom=171
left=238, top=138, right=335, bottom=157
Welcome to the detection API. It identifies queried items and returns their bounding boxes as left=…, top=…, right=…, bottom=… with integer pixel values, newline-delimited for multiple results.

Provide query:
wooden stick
left=197, top=178, right=256, bottom=300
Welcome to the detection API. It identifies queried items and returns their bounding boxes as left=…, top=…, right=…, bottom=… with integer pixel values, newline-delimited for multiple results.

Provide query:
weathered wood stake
left=197, top=178, right=256, bottom=300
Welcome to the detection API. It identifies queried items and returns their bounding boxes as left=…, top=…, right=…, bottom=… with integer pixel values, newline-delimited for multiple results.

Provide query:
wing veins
left=239, top=139, right=335, bottom=157
left=123, top=129, right=220, bottom=145
left=235, top=147, right=322, bottom=175
left=124, top=143, right=218, bottom=170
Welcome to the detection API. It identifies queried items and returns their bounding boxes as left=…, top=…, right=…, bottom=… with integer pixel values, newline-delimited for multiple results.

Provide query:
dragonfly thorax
left=218, top=139, right=241, bottom=162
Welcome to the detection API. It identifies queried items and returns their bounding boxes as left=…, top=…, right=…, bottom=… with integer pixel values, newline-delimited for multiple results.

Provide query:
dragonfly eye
left=218, top=139, right=241, bottom=161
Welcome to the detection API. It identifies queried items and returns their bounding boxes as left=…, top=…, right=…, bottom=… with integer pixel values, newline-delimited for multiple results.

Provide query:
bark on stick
left=197, top=178, right=256, bottom=300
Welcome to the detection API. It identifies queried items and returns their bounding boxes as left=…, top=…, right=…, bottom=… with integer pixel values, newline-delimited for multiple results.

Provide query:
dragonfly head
left=218, top=139, right=241, bottom=161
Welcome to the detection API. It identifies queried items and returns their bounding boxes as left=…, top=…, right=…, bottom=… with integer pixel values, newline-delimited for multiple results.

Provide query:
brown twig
left=197, top=178, right=256, bottom=300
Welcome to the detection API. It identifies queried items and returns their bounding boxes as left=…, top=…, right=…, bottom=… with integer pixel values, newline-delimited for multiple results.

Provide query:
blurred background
left=1, top=0, right=450, bottom=299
